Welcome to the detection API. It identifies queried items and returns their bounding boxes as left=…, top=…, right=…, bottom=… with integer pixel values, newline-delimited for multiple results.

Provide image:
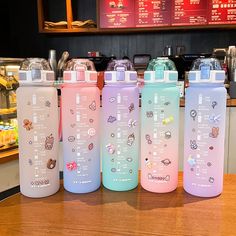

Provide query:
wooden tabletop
left=0, top=173, right=236, bottom=236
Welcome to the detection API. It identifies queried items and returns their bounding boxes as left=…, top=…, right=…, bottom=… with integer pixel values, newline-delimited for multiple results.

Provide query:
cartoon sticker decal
left=47, top=159, right=56, bottom=169
left=68, top=136, right=76, bottom=142
left=145, top=158, right=152, bottom=169
left=165, top=131, right=171, bottom=139
left=128, top=119, right=137, bottom=128
left=207, top=162, right=212, bottom=167
left=190, top=140, right=198, bottom=150
left=106, top=143, right=115, bottom=154
left=28, top=159, right=33, bottom=166
left=128, top=103, right=135, bottom=113
left=212, top=101, right=217, bottom=109
left=66, top=161, right=77, bottom=171
left=88, top=128, right=96, bottom=137
left=109, top=97, right=116, bottom=103
left=107, top=116, right=117, bottom=123
left=146, top=111, right=153, bottom=118
left=209, top=177, right=214, bottom=183
left=209, top=114, right=221, bottom=124
left=162, top=116, right=174, bottom=125
left=164, top=101, right=170, bottom=106
left=145, top=134, right=152, bottom=144
left=190, top=110, right=197, bottom=121
left=45, top=100, right=51, bottom=107
left=161, top=159, right=171, bottom=166
left=45, top=134, right=54, bottom=150
left=187, top=155, right=197, bottom=167
left=89, top=101, right=96, bottom=111
left=209, top=127, right=219, bottom=138
left=23, top=119, right=33, bottom=131
left=88, top=143, right=94, bottom=151
left=127, top=133, right=135, bottom=146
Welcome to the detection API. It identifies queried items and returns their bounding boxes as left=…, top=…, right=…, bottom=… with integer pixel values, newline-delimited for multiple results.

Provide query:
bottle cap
left=104, top=59, right=137, bottom=83
left=19, top=58, right=55, bottom=85
left=188, top=58, right=225, bottom=83
left=63, top=59, right=97, bottom=83
left=144, top=57, right=178, bottom=83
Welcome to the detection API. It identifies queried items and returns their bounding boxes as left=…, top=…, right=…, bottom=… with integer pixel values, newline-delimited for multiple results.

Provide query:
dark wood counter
left=0, top=173, right=236, bottom=236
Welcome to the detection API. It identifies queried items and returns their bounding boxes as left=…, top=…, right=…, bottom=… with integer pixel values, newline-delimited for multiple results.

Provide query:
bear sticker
left=47, top=159, right=56, bottom=169
left=209, top=127, right=219, bottom=138
left=45, top=134, right=54, bottom=150
left=23, top=119, right=33, bottom=131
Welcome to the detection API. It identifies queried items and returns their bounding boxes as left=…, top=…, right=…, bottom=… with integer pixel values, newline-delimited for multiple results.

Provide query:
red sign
left=172, top=0, right=208, bottom=26
left=208, top=0, right=236, bottom=24
left=99, top=0, right=236, bottom=28
left=135, top=0, right=171, bottom=27
left=99, top=0, right=135, bottom=28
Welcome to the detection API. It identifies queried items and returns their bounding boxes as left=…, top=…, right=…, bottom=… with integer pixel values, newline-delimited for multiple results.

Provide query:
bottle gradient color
left=183, top=58, right=227, bottom=197
left=141, top=58, right=179, bottom=193
left=61, top=59, right=100, bottom=193
left=102, top=60, right=139, bottom=191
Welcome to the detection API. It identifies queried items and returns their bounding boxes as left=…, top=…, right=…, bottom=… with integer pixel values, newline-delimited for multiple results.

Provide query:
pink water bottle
left=61, top=59, right=100, bottom=193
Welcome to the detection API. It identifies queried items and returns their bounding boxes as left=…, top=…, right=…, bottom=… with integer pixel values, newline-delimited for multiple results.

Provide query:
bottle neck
left=105, top=82, right=137, bottom=87
left=144, top=82, right=176, bottom=88
left=189, top=83, right=225, bottom=88
left=61, top=82, right=97, bottom=88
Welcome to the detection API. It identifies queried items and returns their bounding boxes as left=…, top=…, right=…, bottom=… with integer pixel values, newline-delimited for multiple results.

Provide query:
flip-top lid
left=63, top=59, right=97, bottom=83
left=144, top=57, right=178, bottom=83
left=19, top=58, right=55, bottom=85
left=188, top=58, right=225, bottom=83
left=104, top=59, right=137, bottom=83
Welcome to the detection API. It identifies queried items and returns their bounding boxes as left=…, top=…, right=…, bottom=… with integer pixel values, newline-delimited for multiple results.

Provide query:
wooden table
left=1, top=173, right=236, bottom=236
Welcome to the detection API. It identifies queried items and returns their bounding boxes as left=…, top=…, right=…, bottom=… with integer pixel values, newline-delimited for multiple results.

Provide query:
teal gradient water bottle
left=102, top=60, right=139, bottom=191
left=141, top=58, right=180, bottom=193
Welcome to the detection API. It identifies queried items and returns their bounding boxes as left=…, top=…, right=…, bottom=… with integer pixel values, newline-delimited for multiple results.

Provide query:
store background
left=1, top=0, right=236, bottom=59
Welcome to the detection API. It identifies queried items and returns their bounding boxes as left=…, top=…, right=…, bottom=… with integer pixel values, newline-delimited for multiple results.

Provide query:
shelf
left=37, top=0, right=236, bottom=35
left=0, top=148, right=18, bottom=164
left=0, top=112, right=17, bottom=120
left=39, top=23, right=236, bottom=35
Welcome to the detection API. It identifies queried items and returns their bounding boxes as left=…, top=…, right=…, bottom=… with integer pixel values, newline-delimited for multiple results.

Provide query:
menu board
left=135, top=0, right=171, bottom=27
left=99, top=0, right=135, bottom=28
left=208, top=0, right=236, bottom=24
left=99, top=0, right=236, bottom=28
left=172, top=0, right=208, bottom=26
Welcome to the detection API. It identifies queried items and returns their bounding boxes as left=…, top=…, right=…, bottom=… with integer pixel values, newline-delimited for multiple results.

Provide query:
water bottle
left=141, top=58, right=180, bottom=193
left=61, top=59, right=100, bottom=193
left=184, top=58, right=227, bottom=197
left=17, top=58, right=59, bottom=198
left=102, top=60, right=139, bottom=191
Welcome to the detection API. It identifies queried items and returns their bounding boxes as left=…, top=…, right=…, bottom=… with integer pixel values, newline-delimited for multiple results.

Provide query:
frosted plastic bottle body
left=183, top=84, right=227, bottom=197
left=102, top=84, right=139, bottom=191
left=61, top=84, right=100, bottom=193
left=141, top=83, right=179, bottom=193
left=17, top=86, right=59, bottom=198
